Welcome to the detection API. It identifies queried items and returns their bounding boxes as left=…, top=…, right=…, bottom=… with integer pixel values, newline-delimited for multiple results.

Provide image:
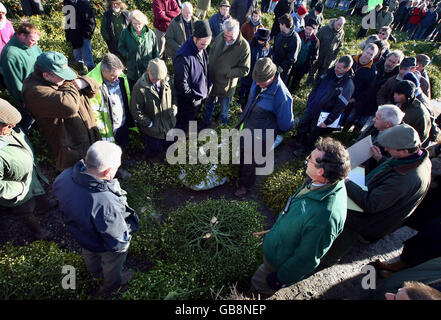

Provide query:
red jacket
left=409, top=8, right=426, bottom=25
left=153, top=0, right=181, bottom=32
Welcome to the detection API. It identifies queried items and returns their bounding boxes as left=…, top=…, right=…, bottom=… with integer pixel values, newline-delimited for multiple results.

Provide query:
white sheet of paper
left=347, top=135, right=374, bottom=169
left=348, top=166, right=365, bottom=187
left=317, top=112, right=342, bottom=129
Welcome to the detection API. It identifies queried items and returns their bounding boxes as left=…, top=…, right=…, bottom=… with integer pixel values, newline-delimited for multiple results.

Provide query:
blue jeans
left=413, top=25, right=428, bottom=40
left=203, top=95, right=232, bottom=125
left=73, top=38, right=95, bottom=69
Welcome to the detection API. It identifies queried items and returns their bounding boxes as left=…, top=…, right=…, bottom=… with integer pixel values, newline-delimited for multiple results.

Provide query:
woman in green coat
left=118, top=10, right=159, bottom=90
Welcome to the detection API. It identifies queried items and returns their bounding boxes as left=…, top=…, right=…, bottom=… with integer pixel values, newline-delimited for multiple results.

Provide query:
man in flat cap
left=129, top=58, right=177, bottom=161
left=0, top=99, right=56, bottom=240
left=235, top=57, right=294, bottom=196
left=173, top=19, right=212, bottom=132
left=322, top=124, right=432, bottom=266
left=22, top=51, right=102, bottom=172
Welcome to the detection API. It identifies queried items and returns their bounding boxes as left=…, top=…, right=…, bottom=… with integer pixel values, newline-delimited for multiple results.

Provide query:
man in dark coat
left=322, top=124, right=432, bottom=266
left=53, top=141, right=139, bottom=297
left=272, top=13, right=301, bottom=85
left=288, top=18, right=320, bottom=91
left=173, top=20, right=211, bottom=132
left=230, top=0, right=258, bottom=26
left=270, top=0, right=295, bottom=38
left=343, top=43, right=378, bottom=133
left=63, top=0, right=96, bottom=69
left=100, top=0, right=130, bottom=59
left=293, top=55, right=354, bottom=157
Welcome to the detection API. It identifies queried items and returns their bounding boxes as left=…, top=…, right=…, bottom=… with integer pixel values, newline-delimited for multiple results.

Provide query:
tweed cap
left=148, top=58, right=168, bottom=81
left=377, top=124, right=421, bottom=150
left=393, top=80, right=416, bottom=100
left=252, top=57, right=277, bottom=83
left=0, top=99, right=22, bottom=125
left=219, top=0, right=230, bottom=7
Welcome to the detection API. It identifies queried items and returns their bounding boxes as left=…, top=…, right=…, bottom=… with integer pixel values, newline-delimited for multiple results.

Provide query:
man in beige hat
left=0, top=99, right=56, bottom=240
left=129, top=58, right=177, bottom=161
left=234, top=57, right=293, bottom=196
left=322, top=124, right=432, bottom=266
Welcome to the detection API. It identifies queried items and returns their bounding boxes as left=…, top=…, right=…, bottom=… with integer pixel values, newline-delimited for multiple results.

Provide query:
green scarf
left=130, top=25, right=147, bottom=44
left=366, top=150, right=426, bottom=183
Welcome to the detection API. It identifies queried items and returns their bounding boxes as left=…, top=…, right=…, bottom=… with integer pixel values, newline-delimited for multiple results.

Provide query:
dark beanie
left=254, top=28, right=270, bottom=42
left=393, top=80, right=416, bottom=100
left=252, top=57, right=277, bottom=83
left=305, top=18, right=319, bottom=29
left=315, top=3, right=324, bottom=13
left=193, top=20, right=212, bottom=38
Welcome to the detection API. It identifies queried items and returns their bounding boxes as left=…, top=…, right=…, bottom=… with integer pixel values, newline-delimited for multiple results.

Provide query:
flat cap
left=377, top=123, right=421, bottom=150
left=0, top=99, right=22, bottom=125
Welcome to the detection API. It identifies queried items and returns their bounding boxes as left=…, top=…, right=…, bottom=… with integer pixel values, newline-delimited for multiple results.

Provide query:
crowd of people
left=1, top=0, right=441, bottom=300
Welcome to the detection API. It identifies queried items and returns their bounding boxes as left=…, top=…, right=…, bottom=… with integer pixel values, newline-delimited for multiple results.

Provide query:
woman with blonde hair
left=118, top=10, right=159, bottom=90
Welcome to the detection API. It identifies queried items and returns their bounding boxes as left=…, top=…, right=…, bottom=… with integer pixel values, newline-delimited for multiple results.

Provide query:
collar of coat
left=139, top=72, right=170, bottom=95
left=72, top=160, right=126, bottom=196
left=353, top=54, right=374, bottom=70
left=294, top=179, right=345, bottom=201
left=299, top=30, right=316, bottom=42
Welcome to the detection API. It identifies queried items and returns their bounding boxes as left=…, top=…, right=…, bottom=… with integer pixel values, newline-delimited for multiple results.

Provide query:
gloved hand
left=266, top=272, right=283, bottom=291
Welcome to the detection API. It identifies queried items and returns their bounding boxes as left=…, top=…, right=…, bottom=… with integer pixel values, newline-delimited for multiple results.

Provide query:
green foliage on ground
left=259, top=160, right=307, bottom=214
left=122, top=198, right=264, bottom=299
left=0, top=241, right=97, bottom=299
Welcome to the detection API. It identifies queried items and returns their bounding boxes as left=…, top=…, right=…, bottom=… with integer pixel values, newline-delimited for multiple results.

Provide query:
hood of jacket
left=72, top=160, right=124, bottom=196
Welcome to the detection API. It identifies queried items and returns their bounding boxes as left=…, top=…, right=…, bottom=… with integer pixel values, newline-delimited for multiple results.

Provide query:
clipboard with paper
left=345, top=136, right=374, bottom=212
left=316, top=112, right=343, bottom=128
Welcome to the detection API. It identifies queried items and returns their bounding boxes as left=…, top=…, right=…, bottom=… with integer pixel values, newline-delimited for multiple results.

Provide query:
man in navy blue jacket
left=53, top=141, right=139, bottom=297
left=293, top=55, right=354, bottom=158
left=235, top=58, right=294, bottom=196
left=173, top=20, right=212, bottom=132
left=273, top=13, right=301, bottom=85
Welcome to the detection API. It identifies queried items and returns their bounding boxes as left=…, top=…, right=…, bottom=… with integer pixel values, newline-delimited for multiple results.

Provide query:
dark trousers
left=114, top=122, right=129, bottom=148
left=82, top=249, right=128, bottom=294
left=296, top=109, right=331, bottom=151
left=405, top=187, right=441, bottom=231
left=142, top=134, right=172, bottom=159
left=261, top=0, right=271, bottom=12
left=175, top=99, right=203, bottom=132
left=401, top=215, right=441, bottom=268
left=128, top=78, right=137, bottom=92
left=288, top=64, right=309, bottom=91
left=238, top=81, right=252, bottom=109
left=21, top=0, right=43, bottom=16
left=238, top=134, right=270, bottom=189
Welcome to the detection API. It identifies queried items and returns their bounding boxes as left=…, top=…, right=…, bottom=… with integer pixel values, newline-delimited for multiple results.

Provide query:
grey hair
left=181, top=1, right=193, bottom=12
left=378, top=104, right=405, bottom=126
left=364, top=42, right=379, bottom=57
left=101, top=53, right=124, bottom=73
left=222, top=18, right=240, bottom=36
left=337, top=16, right=346, bottom=24
left=85, top=141, right=122, bottom=172
left=387, top=50, right=405, bottom=64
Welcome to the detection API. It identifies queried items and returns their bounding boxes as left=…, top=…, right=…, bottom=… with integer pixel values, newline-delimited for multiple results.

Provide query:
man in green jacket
left=249, top=137, right=351, bottom=298
left=203, top=18, right=250, bottom=127
left=165, top=1, right=197, bottom=59
left=87, top=53, right=134, bottom=148
left=308, top=17, right=345, bottom=84
left=0, top=99, right=55, bottom=240
left=0, top=22, right=42, bottom=132
left=322, top=124, right=432, bottom=266
left=129, top=58, right=177, bottom=160
left=100, top=0, right=130, bottom=59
